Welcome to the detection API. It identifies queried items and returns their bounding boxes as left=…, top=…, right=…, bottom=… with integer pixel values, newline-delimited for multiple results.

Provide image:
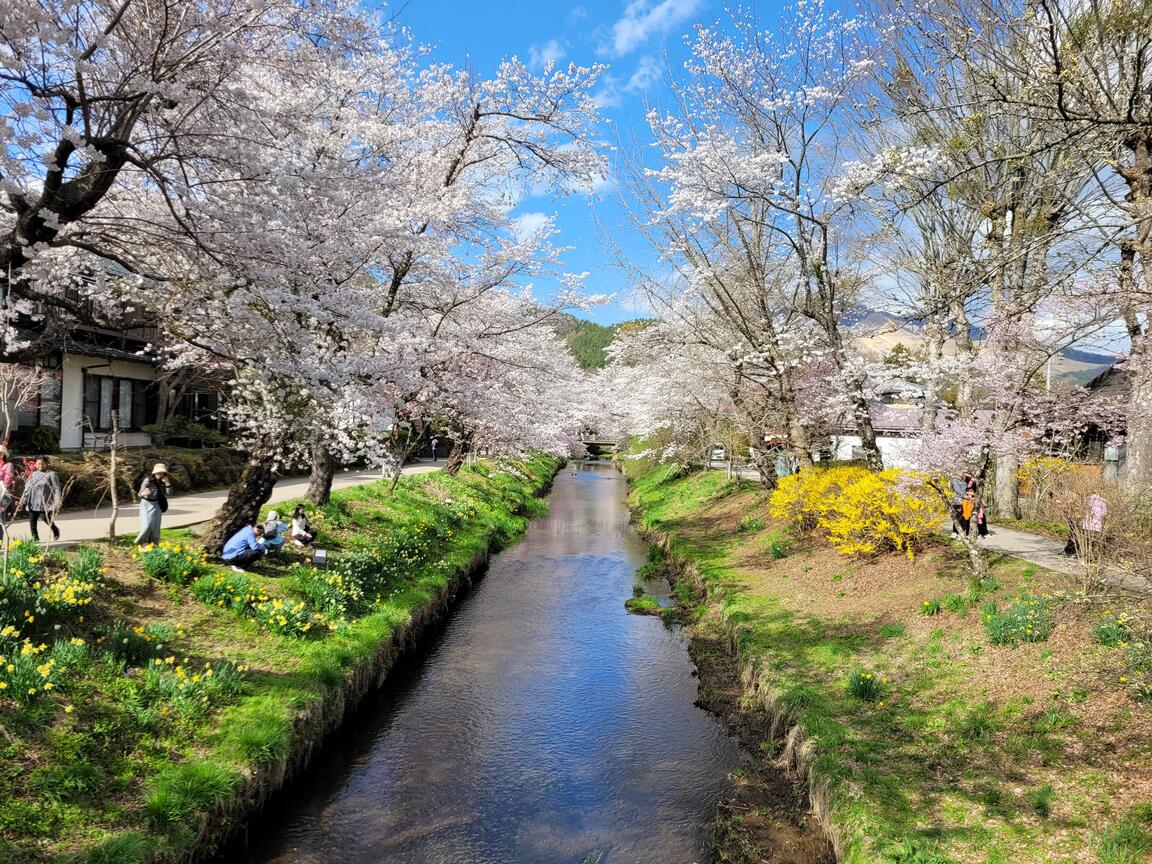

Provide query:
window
left=82, top=375, right=156, bottom=431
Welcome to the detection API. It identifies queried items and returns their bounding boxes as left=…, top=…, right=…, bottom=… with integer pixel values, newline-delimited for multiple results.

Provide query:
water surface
left=228, top=462, right=740, bottom=864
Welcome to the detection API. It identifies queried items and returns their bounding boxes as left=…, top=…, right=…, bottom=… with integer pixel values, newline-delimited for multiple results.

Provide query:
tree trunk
left=920, top=318, right=945, bottom=439
left=993, top=451, right=1021, bottom=520
left=202, top=459, right=279, bottom=553
left=750, top=447, right=780, bottom=490
left=443, top=436, right=471, bottom=477
left=108, top=414, right=120, bottom=541
left=1122, top=328, right=1152, bottom=498
left=305, top=436, right=336, bottom=505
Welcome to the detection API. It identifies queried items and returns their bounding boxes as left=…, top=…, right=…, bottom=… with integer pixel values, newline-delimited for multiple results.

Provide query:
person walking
left=22, top=455, right=62, bottom=542
left=0, top=446, right=15, bottom=526
left=430, top=436, right=439, bottom=462
left=1063, top=492, right=1107, bottom=558
left=135, top=463, right=170, bottom=545
left=949, top=472, right=971, bottom=537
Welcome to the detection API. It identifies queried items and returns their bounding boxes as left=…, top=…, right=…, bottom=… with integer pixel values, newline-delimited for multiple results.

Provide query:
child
left=262, top=510, right=289, bottom=554
left=290, top=504, right=316, bottom=546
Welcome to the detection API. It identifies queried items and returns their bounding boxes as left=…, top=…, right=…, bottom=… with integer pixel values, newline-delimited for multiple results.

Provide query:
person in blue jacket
left=221, top=523, right=267, bottom=571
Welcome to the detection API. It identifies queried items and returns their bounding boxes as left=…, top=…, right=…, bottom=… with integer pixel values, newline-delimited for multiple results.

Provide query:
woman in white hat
left=135, top=463, right=170, bottom=545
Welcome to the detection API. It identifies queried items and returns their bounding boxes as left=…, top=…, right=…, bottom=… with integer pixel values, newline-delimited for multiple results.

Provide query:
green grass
left=0, top=454, right=561, bottom=862
left=623, top=456, right=1139, bottom=864
left=981, top=595, right=1053, bottom=645
left=1098, top=804, right=1152, bottom=864
left=625, top=594, right=662, bottom=615
left=145, top=761, right=242, bottom=831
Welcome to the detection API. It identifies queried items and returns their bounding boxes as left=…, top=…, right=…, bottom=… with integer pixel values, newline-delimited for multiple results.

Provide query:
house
left=8, top=324, right=162, bottom=451
left=5, top=267, right=223, bottom=452
left=1083, top=360, right=1130, bottom=481
left=829, top=379, right=925, bottom=468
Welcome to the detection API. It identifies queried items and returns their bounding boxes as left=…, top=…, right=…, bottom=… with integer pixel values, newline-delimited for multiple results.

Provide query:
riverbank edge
left=617, top=463, right=843, bottom=863
left=144, top=461, right=559, bottom=864
left=639, top=525, right=843, bottom=861
left=69, top=460, right=559, bottom=864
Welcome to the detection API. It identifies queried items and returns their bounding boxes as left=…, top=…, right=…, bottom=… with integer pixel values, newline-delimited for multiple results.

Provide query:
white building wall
left=830, top=434, right=921, bottom=469
left=59, top=353, right=156, bottom=450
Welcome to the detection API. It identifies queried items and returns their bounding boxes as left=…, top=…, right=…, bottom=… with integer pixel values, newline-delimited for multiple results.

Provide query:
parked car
left=710, top=445, right=726, bottom=461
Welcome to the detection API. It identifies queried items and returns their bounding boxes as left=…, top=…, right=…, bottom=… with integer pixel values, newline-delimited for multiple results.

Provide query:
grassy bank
left=624, top=459, right=1152, bottom=864
left=0, top=454, right=558, bottom=863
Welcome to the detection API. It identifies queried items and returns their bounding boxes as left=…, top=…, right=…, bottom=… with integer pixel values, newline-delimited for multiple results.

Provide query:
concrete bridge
left=581, top=440, right=618, bottom=457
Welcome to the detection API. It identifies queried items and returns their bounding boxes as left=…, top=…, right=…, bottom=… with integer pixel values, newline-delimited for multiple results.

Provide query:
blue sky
left=396, top=0, right=717, bottom=325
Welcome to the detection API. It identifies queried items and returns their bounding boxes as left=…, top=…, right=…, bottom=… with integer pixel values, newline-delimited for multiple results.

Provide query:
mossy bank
left=622, top=458, right=1152, bottom=864
left=0, top=455, right=559, bottom=864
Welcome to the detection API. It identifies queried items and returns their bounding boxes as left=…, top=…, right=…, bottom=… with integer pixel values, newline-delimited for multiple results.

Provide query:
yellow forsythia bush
left=770, top=466, right=945, bottom=559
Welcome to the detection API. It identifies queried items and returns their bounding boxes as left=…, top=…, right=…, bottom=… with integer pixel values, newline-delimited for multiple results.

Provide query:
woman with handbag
left=22, top=455, right=62, bottom=542
left=135, top=463, right=170, bottom=545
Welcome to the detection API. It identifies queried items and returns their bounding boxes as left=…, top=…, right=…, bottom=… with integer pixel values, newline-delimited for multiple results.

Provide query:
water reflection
left=226, top=462, right=740, bottom=864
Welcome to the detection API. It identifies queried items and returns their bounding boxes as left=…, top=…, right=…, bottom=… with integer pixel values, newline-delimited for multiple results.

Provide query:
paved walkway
left=973, top=523, right=1080, bottom=577
left=9, top=461, right=441, bottom=545
left=974, top=522, right=1151, bottom=593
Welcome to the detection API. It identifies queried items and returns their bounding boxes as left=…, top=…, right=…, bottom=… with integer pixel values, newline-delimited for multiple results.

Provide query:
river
left=225, top=461, right=742, bottom=864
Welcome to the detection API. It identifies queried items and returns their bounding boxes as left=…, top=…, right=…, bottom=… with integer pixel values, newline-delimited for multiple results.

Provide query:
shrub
left=1121, top=632, right=1152, bottom=703
left=981, top=595, right=1053, bottom=645
left=141, top=658, right=245, bottom=717
left=766, top=530, right=791, bottom=560
left=0, top=640, right=62, bottom=705
left=0, top=542, right=98, bottom=628
left=770, top=467, right=944, bottom=559
left=0, top=554, right=40, bottom=630
left=1095, top=611, right=1132, bottom=647
left=37, top=567, right=98, bottom=622
left=137, top=543, right=210, bottom=585
left=846, top=669, right=888, bottom=703
left=738, top=515, right=765, bottom=533
left=920, top=598, right=942, bottom=616
left=191, top=571, right=266, bottom=612
left=251, top=598, right=322, bottom=637
left=100, top=621, right=175, bottom=664
left=291, top=564, right=367, bottom=619
left=942, top=593, right=970, bottom=615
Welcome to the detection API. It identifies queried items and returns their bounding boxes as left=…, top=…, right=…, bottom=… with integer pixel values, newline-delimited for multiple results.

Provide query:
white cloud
left=606, top=0, right=703, bottom=56
left=592, top=75, right=623, bottom=109
left=626, top=55, right=661, bottom=91
left=527, top=39, right=566, bottom=71
left=568, top=6, right=588, bottom=21
left=511, top=211, right=552, bottom=239
left=591, top=57, right=661, bottom=109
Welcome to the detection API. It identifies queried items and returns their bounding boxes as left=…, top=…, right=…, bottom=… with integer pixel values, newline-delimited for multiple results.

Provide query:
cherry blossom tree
left=624, top=1, right=888, bottom=472
left=0, top=0, right=392, bottom=357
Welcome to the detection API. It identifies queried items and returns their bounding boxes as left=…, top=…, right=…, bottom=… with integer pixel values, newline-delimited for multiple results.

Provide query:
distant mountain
left=848, top=307, right=1118, bottom=385
left=547, top=312, right=652, bottom=370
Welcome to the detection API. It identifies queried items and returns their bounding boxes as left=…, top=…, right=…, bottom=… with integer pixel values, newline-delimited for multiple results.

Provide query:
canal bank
left=223, top=461, right=742, bottom=864
left=622, top=459, right=1152, bottom=864
left=0, top=456, right=560, bottom=864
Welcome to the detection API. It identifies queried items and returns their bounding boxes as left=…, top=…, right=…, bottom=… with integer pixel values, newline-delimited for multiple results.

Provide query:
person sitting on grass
left=290, top=504, right=316, bottom=546
left=262, top=510, right=289, bottom=554
left=221, top=523, right=267, bottom=572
